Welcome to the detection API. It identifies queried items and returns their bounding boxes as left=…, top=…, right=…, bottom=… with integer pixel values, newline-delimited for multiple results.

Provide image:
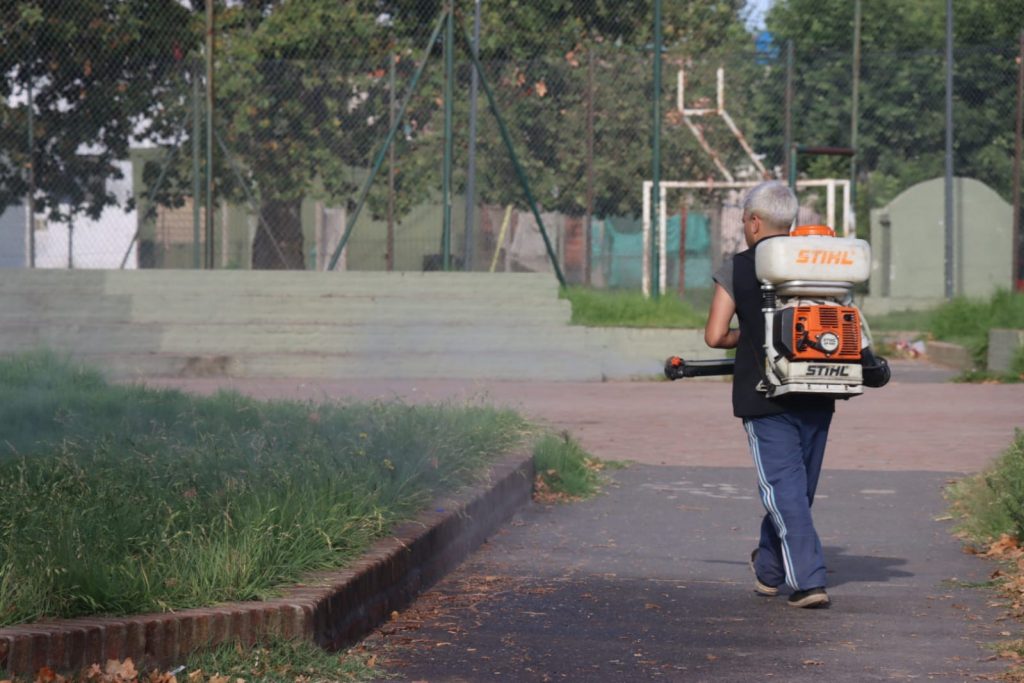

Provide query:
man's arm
left=705, top=283, right=739, bottom=349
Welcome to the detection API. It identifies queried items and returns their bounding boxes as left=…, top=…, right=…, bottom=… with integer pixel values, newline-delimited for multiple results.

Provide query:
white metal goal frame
left=641, top=178, right=853, bottom=298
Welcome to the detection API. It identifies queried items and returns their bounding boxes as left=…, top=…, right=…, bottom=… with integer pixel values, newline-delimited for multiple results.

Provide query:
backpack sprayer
left=665, top=225, right=890, bottom=396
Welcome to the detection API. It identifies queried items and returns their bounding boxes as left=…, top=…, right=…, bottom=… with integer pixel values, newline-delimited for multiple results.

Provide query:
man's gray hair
left=743, top=180, right=798, bottom=232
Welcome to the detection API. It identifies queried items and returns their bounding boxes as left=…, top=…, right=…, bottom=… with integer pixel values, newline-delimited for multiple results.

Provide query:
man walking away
left=704, top=180, right=832, bottom=609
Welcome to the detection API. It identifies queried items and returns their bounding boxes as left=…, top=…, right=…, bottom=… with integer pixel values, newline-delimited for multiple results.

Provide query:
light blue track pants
left=744, top=410, right=833, bottom=591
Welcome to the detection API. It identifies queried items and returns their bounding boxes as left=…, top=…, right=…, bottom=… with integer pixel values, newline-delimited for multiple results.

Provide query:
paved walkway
left=151, top=360, right=1024, bottom=681
left=365, top=467, right=1005, bottom=681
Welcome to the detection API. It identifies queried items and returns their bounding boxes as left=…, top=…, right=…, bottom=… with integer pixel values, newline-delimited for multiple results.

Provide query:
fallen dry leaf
left=105, top=658, right=138, bottom=681
left=34, top=667, right=62, bottom=683
left=987, top=534, right=1022, bottom=558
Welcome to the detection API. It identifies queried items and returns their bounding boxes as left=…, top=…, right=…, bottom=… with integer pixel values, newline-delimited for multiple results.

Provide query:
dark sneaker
left=787, top=587, right=830, bottom=608
left=749, top=549, right=779, bottom=596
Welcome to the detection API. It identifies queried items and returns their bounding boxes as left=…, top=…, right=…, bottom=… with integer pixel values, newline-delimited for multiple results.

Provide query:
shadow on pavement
left=824, top=545, right=914, bottom=587
left=703, top=546, right=912, bottom=589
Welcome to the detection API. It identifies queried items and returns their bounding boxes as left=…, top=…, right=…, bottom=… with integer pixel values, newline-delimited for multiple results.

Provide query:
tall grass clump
left=928, top=290, right=1024, bottom=365
left=562, top=286, right=706, bottom=328
left=1013, top=345, right=1024, bottom=376
left=868, top=290, right=1024, bottom=368
left=532, top=432, right=607, bottom=500
left=948, top=430, right=1024, bottom=543
left=0, top=352, right=529, bottom=627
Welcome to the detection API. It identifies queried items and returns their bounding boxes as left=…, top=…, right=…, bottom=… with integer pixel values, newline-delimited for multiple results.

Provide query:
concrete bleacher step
left=0, top=270, right=560, bottom=298
left=0, top=301, right=572, bottom=325
left=0, top=321, right=591, bottom=355
left=0, top=269, right=709, bottom=381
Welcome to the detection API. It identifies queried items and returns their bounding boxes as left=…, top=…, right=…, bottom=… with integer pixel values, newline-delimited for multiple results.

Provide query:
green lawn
left=948, top=430, right=1024, bottom=543
left=0, top=352, right=596, bottom=627
left=562, top=286, right=707, bottom=328
left=870, top=290, right=1024, bottom=370
left=565, top=287, right=1024, bottom=374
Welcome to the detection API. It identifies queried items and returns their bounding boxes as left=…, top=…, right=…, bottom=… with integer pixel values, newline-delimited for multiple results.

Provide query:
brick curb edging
left=0, top=454, right=535, bottom=677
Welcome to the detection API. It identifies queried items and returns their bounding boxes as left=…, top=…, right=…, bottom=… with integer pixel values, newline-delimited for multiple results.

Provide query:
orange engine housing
left=773, top=305, right=862, bottom=361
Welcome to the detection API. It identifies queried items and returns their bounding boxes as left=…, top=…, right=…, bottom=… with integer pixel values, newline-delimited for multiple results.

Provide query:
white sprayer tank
left=755, top=234, right=871, bottom=297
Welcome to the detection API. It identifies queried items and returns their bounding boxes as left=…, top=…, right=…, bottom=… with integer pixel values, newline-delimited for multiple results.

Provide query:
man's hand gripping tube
left=664, top=356, right=736, bottom=380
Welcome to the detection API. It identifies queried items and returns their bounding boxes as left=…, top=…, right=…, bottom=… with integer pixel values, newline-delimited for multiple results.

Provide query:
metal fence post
left=441, top=3, right=454, bottom=271
left=850, top=0, right=861, bottom=227
left=463, top=0, right=482, bottom=271
left=1013, top=30, right=1023, bottom=291
left=585, top=48, right=595, bottom=286
left=943, top=0, right=954, bottom=299
left=650, top=0, right=662, bottom=299
left=26, top=74, right=36, bottom=269
left=784, top=40, right=794, bottom=184
left=387, top=54, right=396, bottom=272
left=192, top=59, right=202, bottom=270
left=205, top=0, right=216, bottom=270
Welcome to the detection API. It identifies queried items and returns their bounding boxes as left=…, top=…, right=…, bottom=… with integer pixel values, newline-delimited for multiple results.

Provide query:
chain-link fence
left=2, top=0, right=1022, bottom=295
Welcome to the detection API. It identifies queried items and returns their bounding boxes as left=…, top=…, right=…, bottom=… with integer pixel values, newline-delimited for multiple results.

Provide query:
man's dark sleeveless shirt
left=714, top=235, right=835, bottom=419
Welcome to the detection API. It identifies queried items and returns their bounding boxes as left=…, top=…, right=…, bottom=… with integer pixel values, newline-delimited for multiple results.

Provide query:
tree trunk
left=252, top=198, right=305, bottom=269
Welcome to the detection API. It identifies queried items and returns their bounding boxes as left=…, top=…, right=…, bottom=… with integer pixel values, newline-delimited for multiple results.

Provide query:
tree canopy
left=24, top=1, right=1018, bottom=266
left=0, top=0, right=197, bottom=221
left=755, top=0, right=1023, bottom=207
left=144, top=0, right=753, bottom=267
